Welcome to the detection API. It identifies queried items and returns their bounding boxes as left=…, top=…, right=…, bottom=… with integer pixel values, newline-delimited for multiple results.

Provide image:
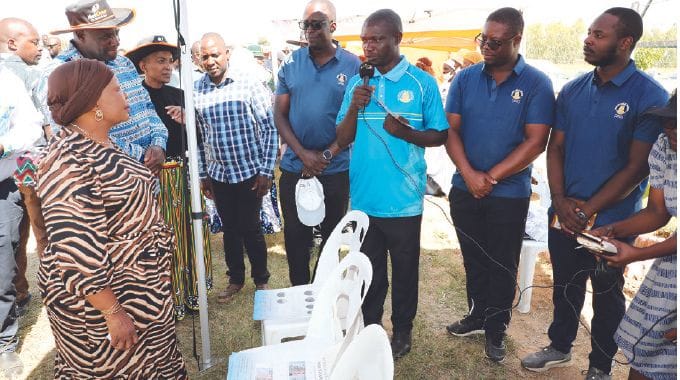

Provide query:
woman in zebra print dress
left=38, top=60, right=187, bottom=378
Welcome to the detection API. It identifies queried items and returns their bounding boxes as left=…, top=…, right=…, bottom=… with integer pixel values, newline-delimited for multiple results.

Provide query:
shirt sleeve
left=195, top=110, right=209, bottom=179
left=634, top=87, right=669, bottom=143
left=552, top=88, right=569, bottom=132
left=444, top=71, right=463, bottom=115
left=40, top=153, right=111, bottom=297
left=647, top=135, right=667, bottom=189
left=0, top=73, right=43, bottom=155
left=525, top=74, right=556, bottom=126
left=275, top=60, right=290, bottom=96
left=123, top=59, right=168, bottom=151
left=250, top=80, right=279, bottom=178
left=422, top=75, right=448, bottom=132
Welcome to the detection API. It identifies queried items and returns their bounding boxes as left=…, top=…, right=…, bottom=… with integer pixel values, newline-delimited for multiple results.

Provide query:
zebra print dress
left=37, top=128, right=187, bottom=379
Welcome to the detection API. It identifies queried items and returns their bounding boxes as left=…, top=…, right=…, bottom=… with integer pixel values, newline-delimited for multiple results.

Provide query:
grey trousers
left=0, top=178, right=24, bottom=352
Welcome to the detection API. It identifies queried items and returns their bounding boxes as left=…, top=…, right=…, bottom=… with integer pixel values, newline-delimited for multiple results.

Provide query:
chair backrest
left=313, top=210, right=370, bottom=288
left=329, top=324, right=394, bottom=380
left=305, top=251, right=373, bottom=344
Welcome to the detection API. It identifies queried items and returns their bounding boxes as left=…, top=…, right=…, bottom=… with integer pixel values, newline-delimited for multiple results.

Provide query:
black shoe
left=15, top=294, right=32, bottom=318
left=446, top=315, right=484, bottom=337
left=484, top=333, right=506, bottom=363
left=391, top=331, right=412, bottom=359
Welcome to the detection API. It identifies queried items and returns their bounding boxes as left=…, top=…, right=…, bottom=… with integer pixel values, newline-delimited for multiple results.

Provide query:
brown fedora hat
left=125, top=35, right=178, bottom=74
left=51, top=0, right=135, bottom=35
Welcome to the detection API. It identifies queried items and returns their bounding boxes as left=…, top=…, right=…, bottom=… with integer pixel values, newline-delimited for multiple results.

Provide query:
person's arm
left=336, top=81, right=371, bottom=149
left=487, top=123, right=549, bottom=181
left=600, top=234, right=676, bottom=268
left=445, top=113, right=495, bottom=198
left=383, top=115, right=447, bottom=147
left=274, top=93, right=327, bottom=176
left=592, top=186, right=671, bottom=238
left=251, top=80, right=279, bottom=196
left=577, top=140, right=653, bottom=219
left=39, top=155, right=137, bottom=350
left=547, top=129, right=586, bottom=233
left=0, top=74, right=43, bottom=155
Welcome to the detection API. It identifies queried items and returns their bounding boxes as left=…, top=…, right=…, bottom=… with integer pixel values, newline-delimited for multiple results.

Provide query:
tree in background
left=525, top=20, right=585, bottom=64
left=634, top=24, right=677, bottom=71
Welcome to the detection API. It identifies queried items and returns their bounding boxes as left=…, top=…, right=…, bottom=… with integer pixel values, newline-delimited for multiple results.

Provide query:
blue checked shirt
left=193, top=71, right=278, bottom=184
left=37, top=42, right=167, bottom=161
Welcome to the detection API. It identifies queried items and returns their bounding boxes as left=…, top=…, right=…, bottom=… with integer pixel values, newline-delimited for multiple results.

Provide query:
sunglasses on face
left=475, top=33, right=516, bottom=50
left=298, top=20, right=329, bottom=31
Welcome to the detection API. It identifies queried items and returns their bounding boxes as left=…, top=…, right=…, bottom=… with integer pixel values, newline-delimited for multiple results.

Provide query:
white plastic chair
left=254, top=211, right=369, bottom=345
left=329, top=324, right=393, bottom=380
left=517, top=239, right=549, bottom=313
left=228, top=251, right=373, bottom=380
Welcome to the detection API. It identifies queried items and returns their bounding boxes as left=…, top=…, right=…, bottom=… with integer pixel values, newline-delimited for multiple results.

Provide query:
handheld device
left=576, top=232, right=618, bottom=256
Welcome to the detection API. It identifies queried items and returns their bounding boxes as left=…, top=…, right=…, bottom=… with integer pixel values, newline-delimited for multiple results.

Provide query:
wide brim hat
left=295, top=177, right=325, bottom=227
left=51, top=0, right=134, bottom=35
left=125, top=35, right=178, bottom=74
left=644, top=91, right=677, bottom=120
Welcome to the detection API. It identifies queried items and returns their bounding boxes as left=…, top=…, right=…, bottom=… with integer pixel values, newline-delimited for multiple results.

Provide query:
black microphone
left=359, top=62, right=374, bottom=86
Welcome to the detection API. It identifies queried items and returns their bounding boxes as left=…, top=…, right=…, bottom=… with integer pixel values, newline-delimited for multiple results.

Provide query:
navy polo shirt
left=554, top=60, right=668, bottom=227
left=445, top=55, right=555, bottom=198
left=276, top=45, right=360, bottom=174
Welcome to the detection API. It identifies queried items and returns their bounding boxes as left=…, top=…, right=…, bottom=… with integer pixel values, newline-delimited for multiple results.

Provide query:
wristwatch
left=576, top=210, right=588, bottom=221
left=322, top=149, right=333, bottom=161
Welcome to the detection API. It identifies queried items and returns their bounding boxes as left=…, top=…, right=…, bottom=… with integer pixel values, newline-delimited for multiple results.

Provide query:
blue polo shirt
left=276, top=46, right=360, bottom=174
left=555, top=60, right=667, bottom=227
left=445, top=55, right=555, bottom=198
left=336, top=57, right=448, bottom=217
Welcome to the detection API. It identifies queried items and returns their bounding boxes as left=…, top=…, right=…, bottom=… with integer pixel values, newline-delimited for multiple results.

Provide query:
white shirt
left=0, top=68, right=43, bottom=181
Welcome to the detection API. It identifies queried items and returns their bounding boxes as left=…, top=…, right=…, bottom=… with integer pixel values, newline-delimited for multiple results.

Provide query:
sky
left=5, top=0, right=678, bottom=50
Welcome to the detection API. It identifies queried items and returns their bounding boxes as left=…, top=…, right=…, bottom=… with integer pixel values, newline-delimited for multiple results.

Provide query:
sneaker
left=521, top=346, right=572, bottom=372
left=217, top=284, right=243, bottom=302
left=484, top=333, right=506, bottom=363
left=255, top=283, right=269, bottom=291
left=15, top=294, right=32, bottom=318
left=391, top=331, right=412, bottom=359
left=446, top=315, right=484, bottom=337
left=583, top=367, right=611, bottom=380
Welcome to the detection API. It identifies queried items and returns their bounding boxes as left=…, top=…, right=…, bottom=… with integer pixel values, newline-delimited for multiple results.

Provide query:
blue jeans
left=547, top=221, right=625, bottom=374
left=0, top=178, right=24, bottom=352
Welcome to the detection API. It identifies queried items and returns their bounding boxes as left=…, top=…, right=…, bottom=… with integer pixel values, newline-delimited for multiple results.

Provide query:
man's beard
left=585, top=42, right=618, bottom=67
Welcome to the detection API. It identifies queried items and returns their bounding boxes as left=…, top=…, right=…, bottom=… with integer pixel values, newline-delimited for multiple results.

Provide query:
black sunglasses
left=474, top=33, right=517, bottom=50
left=298, top=20, right=329, bottom=31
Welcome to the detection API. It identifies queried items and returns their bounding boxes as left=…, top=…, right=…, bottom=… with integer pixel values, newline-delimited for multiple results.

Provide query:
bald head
left=303, top=0, right=336, bottom=21
left=0, top=18, right=42, bottom=64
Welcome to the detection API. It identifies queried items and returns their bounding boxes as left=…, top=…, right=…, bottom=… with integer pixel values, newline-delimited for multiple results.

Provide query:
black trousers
left=279, top=170, right=349, bottom=286
left=211, top=176, right=270, bottom=285
left=449, top=188, right=530, bottom=335
left=360, top=214, right=422, bottom=333
left=547, top=223, right=625, bottom=374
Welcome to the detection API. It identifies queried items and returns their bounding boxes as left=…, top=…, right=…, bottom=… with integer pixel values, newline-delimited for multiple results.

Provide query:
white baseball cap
left=295, top=177, right=325, bottom=226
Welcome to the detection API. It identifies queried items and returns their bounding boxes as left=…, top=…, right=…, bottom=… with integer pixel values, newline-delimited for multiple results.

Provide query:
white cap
left=295, top=177, right=325, bottom=226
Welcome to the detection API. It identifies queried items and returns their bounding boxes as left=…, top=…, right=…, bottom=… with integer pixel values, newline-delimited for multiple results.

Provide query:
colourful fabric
left=648, top=134, right=677, bottom=217
left=194, top=71, right=278, bottom=183
left=37, top=41, right=168, bottom=161
left=552, top=60, right=667, bottom=227
left=445, top=55, right=555, bottom=198
left=336, top=56, right=448, bottom=217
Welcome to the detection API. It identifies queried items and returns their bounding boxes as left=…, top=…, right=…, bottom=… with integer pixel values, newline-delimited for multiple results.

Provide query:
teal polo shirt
left=554, top=60, right=668, bottom=226
left=445, top=55, right=556, bottom=198
left=276, top=46, right=360, bottom=175
left=336, top=57, right=448, bottom=217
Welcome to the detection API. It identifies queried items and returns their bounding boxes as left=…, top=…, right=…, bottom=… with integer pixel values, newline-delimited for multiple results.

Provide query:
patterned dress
left=37, top=128, right=187, bottom=379
left=615, top=134, right=677, bottom=380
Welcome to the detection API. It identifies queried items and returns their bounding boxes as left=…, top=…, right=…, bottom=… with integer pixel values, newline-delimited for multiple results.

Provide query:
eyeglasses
left=474, top=33, right=517, bottom=50
left=298, top=20, right=329, bottom=31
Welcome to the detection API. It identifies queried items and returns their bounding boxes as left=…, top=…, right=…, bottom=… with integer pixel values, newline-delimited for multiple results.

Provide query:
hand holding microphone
left=350, top=62, right=375, bottom=111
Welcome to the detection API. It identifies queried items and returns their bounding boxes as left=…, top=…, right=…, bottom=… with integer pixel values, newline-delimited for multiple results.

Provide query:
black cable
left=358, top=102, right=677, bottom=367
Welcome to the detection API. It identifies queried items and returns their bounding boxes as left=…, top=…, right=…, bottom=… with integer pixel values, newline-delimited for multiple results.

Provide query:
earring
left=94, top=106, right=104, bottom=122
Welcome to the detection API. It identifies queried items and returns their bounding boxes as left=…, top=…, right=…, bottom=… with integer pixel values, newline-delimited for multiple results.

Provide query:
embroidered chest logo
left=398, top=90, right=414, bottom=103
left=511, top=89, right=523, bottom=104
left=614, top=102, right=630, bottom=119
left=336, top=73, right=347, bottom=86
